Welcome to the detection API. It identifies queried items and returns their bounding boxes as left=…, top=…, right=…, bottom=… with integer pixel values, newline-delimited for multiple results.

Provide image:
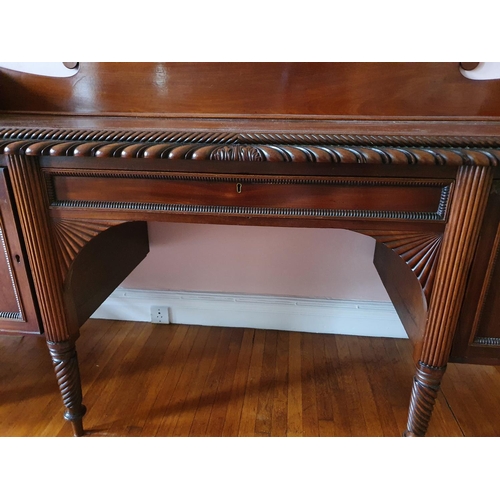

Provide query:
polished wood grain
left=1, top=63, right=500, bottom=437
left=366, top=230, right=443, bottom=303
left=0, top=169, right=40, bottom=334
left=6, top=155, right=72, bottom=342
left=404, top=164, right=494, bottom=436
left=460, top=63, right=480, bottom=71
left=5, top=319, right=500, bottom=437
left=373, top=241, right=428, bottom=360
left=2, top=131, right=500, bottom=168
left=2, top=139, right=496, bottom=436
left=2, top=63, right=500, bottom=119
left=60, top=220, right=149, bottom=327
left=451, top=181, right=500, bottom=364
left=421, top=165, right=494, bottom=367
left=50, top=174, right=447, bottom=214
left=3, top=114, right=500, bottom=143
left=6, top=156, right=87, bottom=433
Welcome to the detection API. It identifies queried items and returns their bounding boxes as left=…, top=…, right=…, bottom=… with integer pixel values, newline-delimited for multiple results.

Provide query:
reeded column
left=7, top=153, right=86, bottom=436
left=404, top=163, right=494, bottom=436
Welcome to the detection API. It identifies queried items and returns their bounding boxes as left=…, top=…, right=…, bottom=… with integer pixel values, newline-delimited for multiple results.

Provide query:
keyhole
left=15, top=254, right=21, bottom=264
left=236, top=183, right=242, bottom=194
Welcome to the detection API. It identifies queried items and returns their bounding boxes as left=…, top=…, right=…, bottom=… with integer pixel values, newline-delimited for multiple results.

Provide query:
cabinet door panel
left=0, top=234, right=22, bottom=317
left=451, top=181, right=500, bottom=364
left=0, top=168, right=40, bottom=334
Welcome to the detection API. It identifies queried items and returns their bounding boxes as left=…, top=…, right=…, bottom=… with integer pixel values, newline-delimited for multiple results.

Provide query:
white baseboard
left=91, top=288, right=408, bottom=339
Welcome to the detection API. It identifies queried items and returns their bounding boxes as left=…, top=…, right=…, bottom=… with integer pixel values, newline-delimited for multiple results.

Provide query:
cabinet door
left=451, top=180, right=500, bottom=364
left=0, top=167, right=40, bottom=334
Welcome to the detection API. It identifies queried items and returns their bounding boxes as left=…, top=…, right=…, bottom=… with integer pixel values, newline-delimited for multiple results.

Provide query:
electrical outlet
left=150, top=306, right=170, bottom=324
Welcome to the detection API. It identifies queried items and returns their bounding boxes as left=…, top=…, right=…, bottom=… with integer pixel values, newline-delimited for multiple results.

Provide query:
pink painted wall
left=121, top=223, right=391, bottom=302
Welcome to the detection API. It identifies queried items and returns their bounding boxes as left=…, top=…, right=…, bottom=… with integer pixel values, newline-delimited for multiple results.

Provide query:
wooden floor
left=1, top=319, right=500, bottom=437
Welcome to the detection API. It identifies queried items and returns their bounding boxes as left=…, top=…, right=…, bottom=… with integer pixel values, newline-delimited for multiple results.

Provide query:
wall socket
left=150, top=306, right=170, bottom=324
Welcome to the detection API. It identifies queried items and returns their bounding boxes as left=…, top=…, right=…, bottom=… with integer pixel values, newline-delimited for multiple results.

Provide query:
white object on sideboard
left=460, top=62, right=500, bottom=80
left=0, top=62, right=79, bottom=77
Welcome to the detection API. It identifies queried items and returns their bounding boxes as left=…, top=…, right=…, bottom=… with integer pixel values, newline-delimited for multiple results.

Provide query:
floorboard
left=1, top=319, right=499, bottom=437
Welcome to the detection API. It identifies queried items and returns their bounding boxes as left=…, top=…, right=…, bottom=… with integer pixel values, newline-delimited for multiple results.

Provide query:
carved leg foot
left=404, top=362, right=446, bottom=437
left=47, top=340, right=87, bottom=437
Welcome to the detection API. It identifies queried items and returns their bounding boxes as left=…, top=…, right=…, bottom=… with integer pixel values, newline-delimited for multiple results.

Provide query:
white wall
left=121, top=223, right=391, bottom=302
left=92, top=223, right=406, bottom=338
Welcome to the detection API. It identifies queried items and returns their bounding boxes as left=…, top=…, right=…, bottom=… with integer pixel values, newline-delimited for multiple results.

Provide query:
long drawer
left=45, top=169, right=452, bottom=222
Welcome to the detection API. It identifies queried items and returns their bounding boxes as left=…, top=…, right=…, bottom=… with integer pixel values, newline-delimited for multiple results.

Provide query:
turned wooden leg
left=403, top=362, right=446, bottom=437
left=47, top=340, right=87, bottom=436
left=7, top=156, right=86, bottom=435
left=401, top=164, right=494, bottom=436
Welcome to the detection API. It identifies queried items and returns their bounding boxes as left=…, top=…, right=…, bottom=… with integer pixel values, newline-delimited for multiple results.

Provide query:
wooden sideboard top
left=1, top=62, right=500, bottom=122
left=2, top=62, right=500, bottom=143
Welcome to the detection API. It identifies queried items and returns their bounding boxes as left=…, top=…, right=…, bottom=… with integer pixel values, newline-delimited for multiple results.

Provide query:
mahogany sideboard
left=1, top=62, right=499, bottom=436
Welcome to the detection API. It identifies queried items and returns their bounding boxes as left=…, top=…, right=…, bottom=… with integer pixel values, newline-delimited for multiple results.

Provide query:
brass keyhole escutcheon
left=236, top=183, right=242, bottom=194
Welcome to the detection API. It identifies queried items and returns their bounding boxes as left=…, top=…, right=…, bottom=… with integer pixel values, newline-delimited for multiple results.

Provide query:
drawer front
left=0, top=169, right=40, bottom=334
left=46, top=170, right=452, bottom=222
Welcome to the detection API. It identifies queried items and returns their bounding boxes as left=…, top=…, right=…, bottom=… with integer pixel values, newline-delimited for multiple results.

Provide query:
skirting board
left=91, top=289, right=408, bottom=339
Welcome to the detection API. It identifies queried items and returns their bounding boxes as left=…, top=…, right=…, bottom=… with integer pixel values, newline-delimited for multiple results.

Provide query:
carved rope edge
left=2, top=127, right=500, bottom=147
left=1, top=128, right=500, bottom=166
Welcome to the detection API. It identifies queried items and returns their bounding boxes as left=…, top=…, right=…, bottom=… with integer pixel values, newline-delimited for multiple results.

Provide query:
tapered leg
left=403, top=362, right=446, bottom=436
left=402, top=164, right=494, bottom=436
left=47, top=340, right=87, bottom=436
left=7, top=155, right=85, bottom=434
